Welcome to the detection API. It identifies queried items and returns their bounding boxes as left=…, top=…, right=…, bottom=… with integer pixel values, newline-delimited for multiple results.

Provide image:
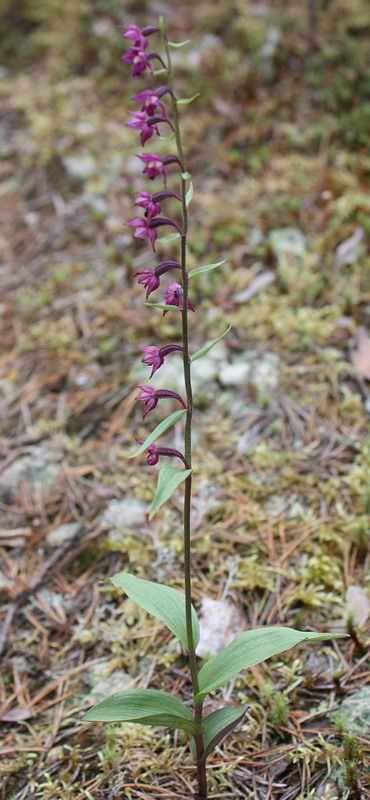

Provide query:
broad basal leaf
left=128, top=410, right=186, bottom=458
left=190, top=707, right=246, bottom=761
left=110, top=573, right=200, bottom=650
left=149, top=464, right=192, bottom=520
left=191, top=325, right=231, bottom=361
left=195, top=627, right=345, bottom=703
left=83, top=688, right=201, bottom=735
left=188, top=259, right=228, bottom=278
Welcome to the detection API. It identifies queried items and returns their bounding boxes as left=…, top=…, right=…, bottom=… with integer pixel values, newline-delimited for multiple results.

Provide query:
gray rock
left=45, top=522, right=79, bottom=548
left=269, top=227, right=306, bottom=257
left=62, top=154, right=97, bottom=180
left=85, top=662, right=132, bottom=704
left=0, top=444, right=64, bottom=502
left=102, top=498, right=148, bottom=532
left=338, top=686, right=370, bottom=734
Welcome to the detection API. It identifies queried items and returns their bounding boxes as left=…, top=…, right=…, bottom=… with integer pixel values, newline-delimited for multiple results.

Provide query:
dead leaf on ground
left=350, top=327, right=370, bottom=380
left=334, top=227, right=365, bottom=270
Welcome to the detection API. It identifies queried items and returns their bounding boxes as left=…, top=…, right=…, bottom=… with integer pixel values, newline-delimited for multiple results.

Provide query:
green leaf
left=190, top=707, right=246, bottom=761
left=177, top=94, right=201, bottom=106
left=168, top=39, right=191, bottom=48
left=153, top=68, right=168, bottom=76
left=149, top=464, right=192, bottom=520
left=128, top=410, right=186, bottom=458
left=110, top=573, right=200, bottom=650
left=191, top=325, right=231, bottom=361
left=195, top=628, right=345, bottom=703
left=185, top=182, right=193, bottom=208
left=144, top=302, right=181, bottom=312
left=158, top=15, right=165, bottom=32
left=181, top=171, right=191, bottom=180
left=157, top=232, right=180, bottom=243
left=83, top=688, right=201, bottom=735
left=188, top=259, right=228, bottom=278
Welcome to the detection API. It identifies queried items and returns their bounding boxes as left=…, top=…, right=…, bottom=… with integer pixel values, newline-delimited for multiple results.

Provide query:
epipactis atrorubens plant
left=83, top=20, right=344, bottom=799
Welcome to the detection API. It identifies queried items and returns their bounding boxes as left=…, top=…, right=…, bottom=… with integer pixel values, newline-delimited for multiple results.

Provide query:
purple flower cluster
left=122, top=23, right=195, bottom=468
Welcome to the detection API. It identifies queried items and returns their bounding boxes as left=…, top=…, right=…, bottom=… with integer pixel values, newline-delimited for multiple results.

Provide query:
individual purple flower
left=138, top=440, right=189, bottom=468
left=164, top=282, right=195, bottom=314
left=139, top=343, right=183, bottom=378
left=120, top=24, right=150, bottom=49
left=139, top=346, right=164, bottom=376
left=134, top=192, right=162, bottom=219
left=132, top=89, right=167, bottom=116
left=128, top=217, right=158, bottom=251
left=138, top=385, right=187, bottom=418
left=134, top=259, right=182, bottom=298
left=121, top=47, right=155, bottom=77
left=135, top=268, right=161, bottom=298
left=127, top=111, right=159, bottom=145
left=137, top=153, right=183, bottom=185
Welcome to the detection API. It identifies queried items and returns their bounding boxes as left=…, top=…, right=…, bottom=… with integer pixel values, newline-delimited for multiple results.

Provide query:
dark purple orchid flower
left=131, top=89, right=167, bottom=116
left=138, top=385, right=186, bottom=418
left=128, top=215, right=182, bottom=252
left=134, top=192, right=162, bottom=220
left=121, top=47, right=155, bottom=77
left=138, top=343, right=183, bottom=377
left=128, top=217, right=158, bottom=251
left=138, top=440, right=189, bottom=468
left=163, top=282, right=195, bottom=314
left=137, top=153, right=184, bottom=185
left=119, top=24, right=159, bottom=48
left=127, top=111, right=159, bottom=145
left=134, top=260, right=182, bottom=298
left=120, top=24, right=149, bottom=48
left=135, top=268, right=161, bottom=297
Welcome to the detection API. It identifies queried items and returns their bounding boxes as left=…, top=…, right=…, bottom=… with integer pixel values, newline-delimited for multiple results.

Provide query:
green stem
left=163, top=36, right=207, bottom=800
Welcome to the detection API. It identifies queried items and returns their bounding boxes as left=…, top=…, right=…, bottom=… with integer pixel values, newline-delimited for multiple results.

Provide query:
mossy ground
left=0, top=1, right=369, bottom=798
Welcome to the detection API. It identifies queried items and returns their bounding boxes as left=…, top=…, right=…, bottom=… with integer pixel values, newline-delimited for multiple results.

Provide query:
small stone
left=45, top=522, right=79, bottom=548
left=102, top=498, right=148, bottom=532
left=219, top=360, right=250, bottom=387
left=338, top=686, right=370, bottom=734
left=85, top=662, right=132, bottom=704
left=0, top=444, right=64, bottom=503
left=196, top=598, right=247, bottom=658
left=62, top=155, right=97, bottom=180
left=269, top=227, right=306, bottom=257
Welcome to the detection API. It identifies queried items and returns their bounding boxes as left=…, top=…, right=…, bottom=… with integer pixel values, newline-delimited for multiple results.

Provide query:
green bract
left=128, top=410, right=186, bottom=458
left=191, top=325, right=232, bottom=361
left=149, top=463, right=192, bottom=520
left=188, top=259, right=228, bottom=278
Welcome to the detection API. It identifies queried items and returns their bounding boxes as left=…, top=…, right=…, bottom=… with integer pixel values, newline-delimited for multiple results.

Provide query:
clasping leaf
left=111, top=573, right=200, bottom=650
left=190, top=707, right=246, bottom=762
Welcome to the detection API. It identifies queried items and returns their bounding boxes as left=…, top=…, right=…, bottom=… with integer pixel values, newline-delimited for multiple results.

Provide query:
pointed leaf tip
left=149, top=464, right=192, bottom=520
left=110, top=573, right=200, bottom=649
left=128, top=409, right=186, bottom=458
left=191, top=325, right=232, bottom=361
left=195, top=627, right=344, bottom=702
